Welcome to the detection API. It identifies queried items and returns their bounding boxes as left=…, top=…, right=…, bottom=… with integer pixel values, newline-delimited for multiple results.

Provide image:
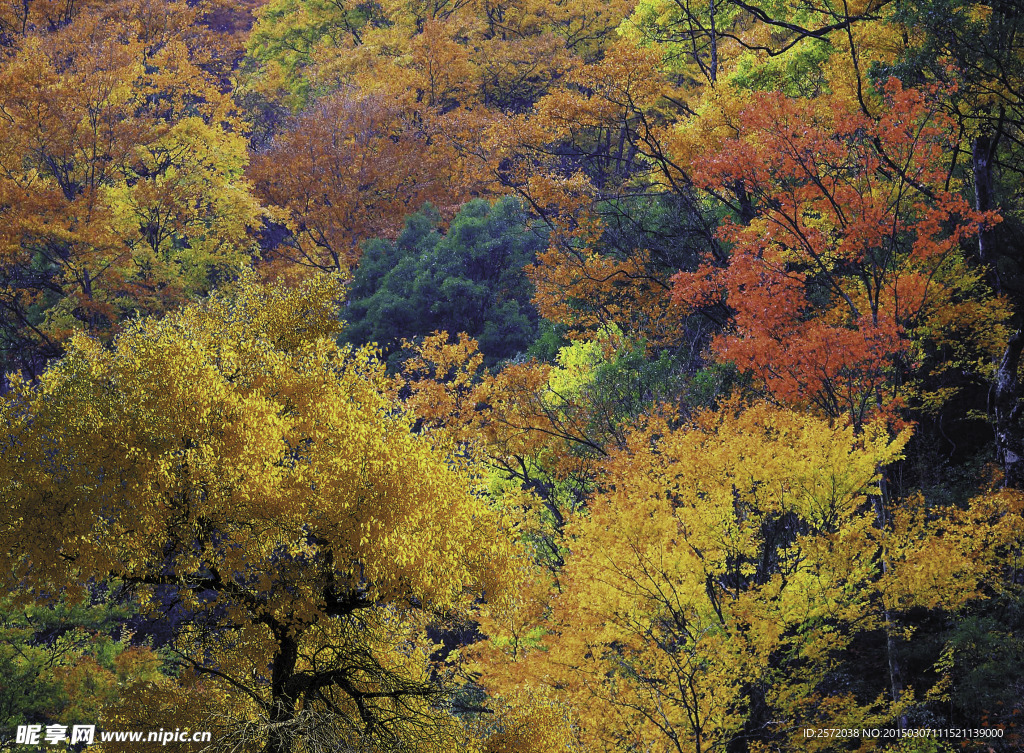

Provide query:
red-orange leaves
left=672, top=80, right=1006, bottom=424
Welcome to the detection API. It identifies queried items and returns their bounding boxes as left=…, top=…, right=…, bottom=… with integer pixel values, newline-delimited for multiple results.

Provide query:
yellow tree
left=476, top=402, right=1024, bottom=752
left=0, top=273, right=519, bottom=753
left=398, top=329, right=657, bottom=577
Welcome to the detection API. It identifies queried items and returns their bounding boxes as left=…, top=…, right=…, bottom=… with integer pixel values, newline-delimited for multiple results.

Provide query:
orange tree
left=248, top=89, right=477, bottom=276
left=671, top=79, right=1009, bottom=427
left=0, top=0, right=261, bottom=376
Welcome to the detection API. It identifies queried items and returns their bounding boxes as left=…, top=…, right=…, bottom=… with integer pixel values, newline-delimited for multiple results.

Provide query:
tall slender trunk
left=973, top=132, right=1024, bottom=488
left=874, top=473, right=907, bottom=727
left=868, top=376, right=907, bottom=726
left=994, top=332, right=1024, bottom=489
left=973, top=134, right=998, bottom=290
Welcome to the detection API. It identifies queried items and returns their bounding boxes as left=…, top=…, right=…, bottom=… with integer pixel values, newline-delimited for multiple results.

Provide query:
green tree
left=344, top=197, right=545, bottom=368
left=0, top=590, right=168, bottom=752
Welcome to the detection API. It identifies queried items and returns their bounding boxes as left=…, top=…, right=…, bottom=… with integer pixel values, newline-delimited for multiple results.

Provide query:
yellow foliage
left=482, top=403, right=916, bottom=751
left=544, top=325, right=624, bottom=407
left=480, top=689, right=579, bottom=753
left=0, top=273, right=520, bottom=750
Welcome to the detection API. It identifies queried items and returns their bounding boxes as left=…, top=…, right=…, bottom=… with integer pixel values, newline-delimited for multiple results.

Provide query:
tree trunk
left=873, top=474, right=907, bottom=728
left=263, top=635, right=300, bottom=753
left=994, top=331, right=1024, bottom=489
left=972, top=134, right=1024, bottom=488
left=973, top=133, right=999, bottom=290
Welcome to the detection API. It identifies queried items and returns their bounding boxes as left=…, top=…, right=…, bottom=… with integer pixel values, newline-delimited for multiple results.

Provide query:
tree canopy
left=3, top=0, right=1024, bottom=750
left=0, top=273, right=519, bottom=752
left=344, top=197, right=544, bottom=368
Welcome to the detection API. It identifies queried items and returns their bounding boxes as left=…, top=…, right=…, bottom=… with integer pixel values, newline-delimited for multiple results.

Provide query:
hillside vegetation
left=1, top=1, right=1023, bottom=751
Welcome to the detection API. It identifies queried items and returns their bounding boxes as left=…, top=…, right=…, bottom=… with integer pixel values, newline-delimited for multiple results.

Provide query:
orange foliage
left=0, top=1, right=256, bottom=371
left=671, top=79, right=1009, bottom=424
left=250, top=89, right=481, bottom=274
left=484, top=41, right=689, bottom=343
left=400, top=331, right=602, bottom=476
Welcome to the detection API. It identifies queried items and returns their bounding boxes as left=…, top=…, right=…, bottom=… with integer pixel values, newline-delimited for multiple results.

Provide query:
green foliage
left=727, top=38, right=834, bottom=97
left=244, top=0, right=380, bottom=110
left=344, top=197, right=545, bottom=368
left=595, top=192, right=707, bottom=273
left=524, top=319, right=570, bottom=362
left=547, top=326, right=732, bottom=440
left=0, top=590, right=167, bottom=748
left=941, top=603, right=1024, bottom=725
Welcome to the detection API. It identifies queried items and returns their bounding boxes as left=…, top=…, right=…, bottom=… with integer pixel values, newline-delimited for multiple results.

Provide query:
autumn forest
left=1, top=0, right=1023, bottom=751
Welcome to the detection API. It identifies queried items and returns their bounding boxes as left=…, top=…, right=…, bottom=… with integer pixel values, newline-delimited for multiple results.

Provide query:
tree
left=476, top=402, right=1023, bottom=752
left=671, top=79, right=1009, bottom=427
left=0, top=273, right=519, bottom=753
left=0, top=590, right=168, bottom=752
left=242, top=0, right=629, bottom=114
left=249, top=89, right=476, bottom=275
left=396, top=320, right=723, bottom=586
left=0, top=0, right=260, bottom=376
left=883, top=0, right=1024, bottom=486
left=344, top=197, right=544, bottom=368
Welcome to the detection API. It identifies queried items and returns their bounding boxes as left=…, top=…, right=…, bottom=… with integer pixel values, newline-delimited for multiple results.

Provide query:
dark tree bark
left=263, top=634, right=300, bottom=753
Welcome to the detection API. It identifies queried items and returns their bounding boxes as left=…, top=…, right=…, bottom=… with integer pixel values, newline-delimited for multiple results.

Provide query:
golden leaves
left=481, top=403, right=910, bottom=751
left=0, top=3, right=256, bottom=367
left=0, top=273, right=521, bottom=746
